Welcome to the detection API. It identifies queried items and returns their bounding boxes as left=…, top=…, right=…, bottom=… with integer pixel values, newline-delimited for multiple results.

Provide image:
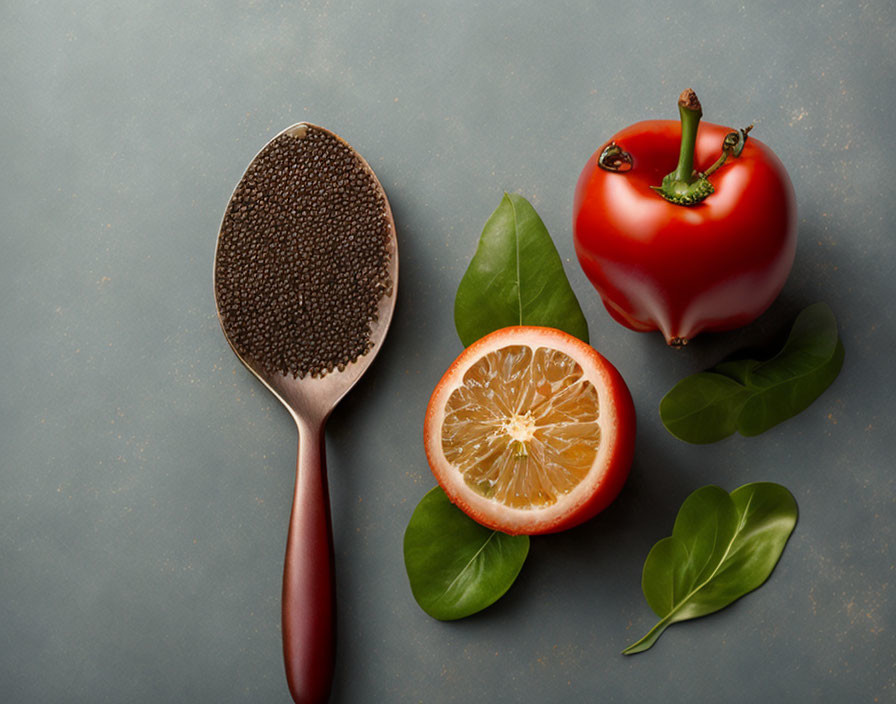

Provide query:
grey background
left=2, top=1, right=893, bottom=702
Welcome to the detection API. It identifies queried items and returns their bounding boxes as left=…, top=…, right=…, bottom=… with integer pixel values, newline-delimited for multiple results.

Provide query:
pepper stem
left=651, top=89, right=715, bottom=206
left=652, top=90, right=754, bottom=206
left=671, top=90, right=702, bottom=183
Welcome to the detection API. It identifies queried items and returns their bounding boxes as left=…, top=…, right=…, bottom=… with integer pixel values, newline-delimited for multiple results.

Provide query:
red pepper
left=573, top=89, right=796, bottom=346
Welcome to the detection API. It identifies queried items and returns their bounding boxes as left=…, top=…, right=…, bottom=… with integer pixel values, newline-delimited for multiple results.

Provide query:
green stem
left=652, top=90, right=754, bottom=206
left=671, top=91, right=702, bottom=184
left=651, top=89, right=715, bottom=206
left=621, top=615, right=675, bottom=655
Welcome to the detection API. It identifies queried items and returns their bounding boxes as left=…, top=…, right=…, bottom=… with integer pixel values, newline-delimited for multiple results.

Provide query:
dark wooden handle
left=282, top=421, right=335, bottom=704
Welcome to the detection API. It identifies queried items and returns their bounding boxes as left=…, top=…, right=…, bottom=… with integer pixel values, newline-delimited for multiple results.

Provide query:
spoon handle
left=282, top=419, right=335, bottom=704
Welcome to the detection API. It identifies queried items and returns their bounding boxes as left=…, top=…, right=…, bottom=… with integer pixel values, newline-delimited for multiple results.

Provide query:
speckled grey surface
left=2, top=2, right=894, bottom=702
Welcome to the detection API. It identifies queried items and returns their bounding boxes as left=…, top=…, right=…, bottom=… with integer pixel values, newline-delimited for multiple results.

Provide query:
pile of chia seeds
left=215, top=125, right=393, bottom=378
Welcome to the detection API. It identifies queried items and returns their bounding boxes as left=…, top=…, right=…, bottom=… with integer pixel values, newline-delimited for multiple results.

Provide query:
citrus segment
left=425, top=326, right=635, bottom=535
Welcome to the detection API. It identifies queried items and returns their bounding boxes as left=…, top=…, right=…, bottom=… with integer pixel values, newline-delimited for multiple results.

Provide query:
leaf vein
left=509, top=196, right=523, bottom=325
left=431, top=530, right=499, bottom=607
left=668, top=508, right=747, bottom=618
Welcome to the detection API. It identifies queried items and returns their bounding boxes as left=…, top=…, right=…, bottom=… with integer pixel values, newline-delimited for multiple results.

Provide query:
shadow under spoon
left=213, top=123, right=398, bottom=704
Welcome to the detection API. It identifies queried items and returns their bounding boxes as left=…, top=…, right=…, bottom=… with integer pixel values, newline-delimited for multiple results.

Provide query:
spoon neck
left=292, top=411, right=328, bottom=439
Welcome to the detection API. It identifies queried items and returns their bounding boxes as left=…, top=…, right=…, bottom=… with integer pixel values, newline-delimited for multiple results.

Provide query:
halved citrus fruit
left=424, top=326, right=635, bottom=535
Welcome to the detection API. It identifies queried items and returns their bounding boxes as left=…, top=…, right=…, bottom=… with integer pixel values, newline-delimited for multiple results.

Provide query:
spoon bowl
left=213, top=123, right=398, bottom=704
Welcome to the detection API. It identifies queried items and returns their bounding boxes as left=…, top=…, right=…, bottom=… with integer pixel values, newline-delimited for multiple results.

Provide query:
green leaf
left=713, top=358, right=760, bottom=385
left=623, top=482, right=798, bottom=655
left=659, top=373, right=753, bottom=444
left=454, top=193, right=589, bottom=347
left=660, top=303, right=844, bottom=443
left=403, top=487, right=530, bottom=621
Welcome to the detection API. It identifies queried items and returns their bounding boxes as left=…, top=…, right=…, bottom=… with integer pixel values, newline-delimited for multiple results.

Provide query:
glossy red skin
left=574, top=120, right=797, bottom=344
